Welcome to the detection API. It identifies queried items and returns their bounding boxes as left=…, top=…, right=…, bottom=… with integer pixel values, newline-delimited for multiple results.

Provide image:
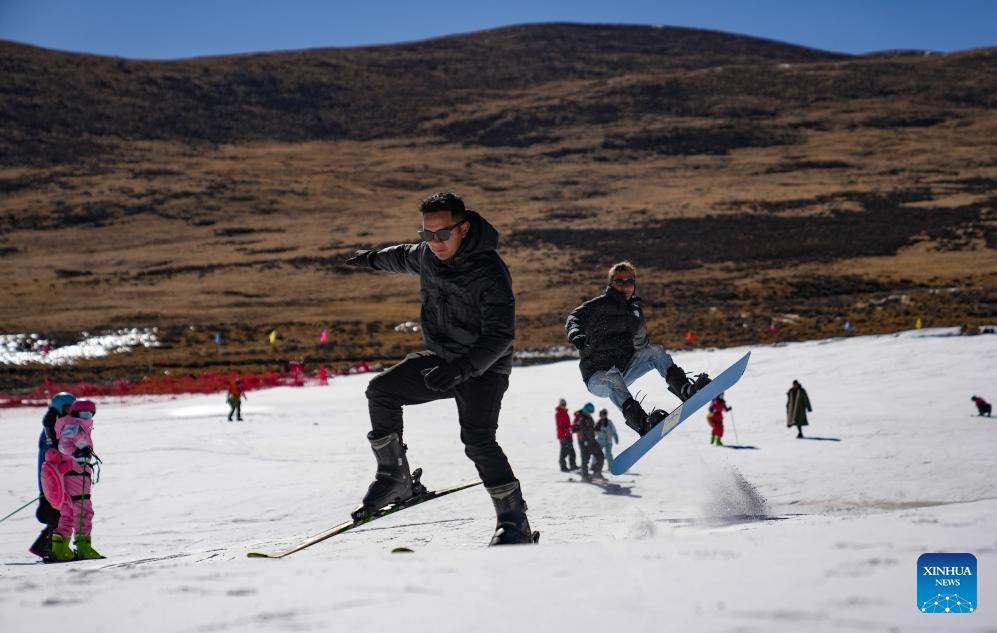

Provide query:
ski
left=611, top=351, right=751, bottom=475
left=247, top=475, right=483, bottom=559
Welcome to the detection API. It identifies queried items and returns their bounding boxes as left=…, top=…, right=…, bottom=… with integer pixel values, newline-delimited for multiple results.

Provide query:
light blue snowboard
left=610, top=352, right=751, bottom=475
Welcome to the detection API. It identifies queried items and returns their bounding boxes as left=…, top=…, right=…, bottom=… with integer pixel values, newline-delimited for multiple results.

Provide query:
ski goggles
left=418, top=220, right=466, bottom=242
left=611, top=277, right=636, bottom=287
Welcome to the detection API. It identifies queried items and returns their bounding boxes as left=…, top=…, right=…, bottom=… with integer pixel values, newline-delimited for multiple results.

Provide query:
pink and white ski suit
left=54, top=414, right=95, bottom=538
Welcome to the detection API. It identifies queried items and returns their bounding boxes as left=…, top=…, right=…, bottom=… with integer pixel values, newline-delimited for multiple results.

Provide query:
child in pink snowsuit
left=50, top=399, right=102, bottom=560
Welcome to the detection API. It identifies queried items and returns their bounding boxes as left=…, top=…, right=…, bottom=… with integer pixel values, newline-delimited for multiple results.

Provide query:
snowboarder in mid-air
left=565, top=261, right=711, bottom=436
left=345, top=191, right=534, bottom=545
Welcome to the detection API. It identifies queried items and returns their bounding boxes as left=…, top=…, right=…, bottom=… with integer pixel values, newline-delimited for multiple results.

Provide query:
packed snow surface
left=1, top=328, right=995, bottom=632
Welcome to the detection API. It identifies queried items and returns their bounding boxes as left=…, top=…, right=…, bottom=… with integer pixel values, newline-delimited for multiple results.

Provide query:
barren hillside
left=1, top=24, right=994, bottom=391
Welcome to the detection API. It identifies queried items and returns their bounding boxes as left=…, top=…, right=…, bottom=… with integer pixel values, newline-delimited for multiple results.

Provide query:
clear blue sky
left=1, top=0, right=994, bottom=59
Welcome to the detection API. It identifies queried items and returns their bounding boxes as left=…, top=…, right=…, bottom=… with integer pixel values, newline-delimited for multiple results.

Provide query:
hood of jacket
left=451, top=210, right=499, bottom=265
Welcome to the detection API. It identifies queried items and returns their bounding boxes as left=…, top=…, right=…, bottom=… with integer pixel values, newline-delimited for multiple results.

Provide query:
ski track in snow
left=1, top=328, right=995, bottom=633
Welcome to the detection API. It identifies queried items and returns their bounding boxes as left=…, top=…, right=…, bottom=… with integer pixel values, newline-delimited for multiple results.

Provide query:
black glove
left=571, top=335, right=588, bottom=351
left=422, top=361, right=469, bottom=392
left=345, top=250, right=374, bottom=268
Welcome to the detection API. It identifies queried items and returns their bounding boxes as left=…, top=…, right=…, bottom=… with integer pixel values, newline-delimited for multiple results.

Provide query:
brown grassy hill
left=0, top=24, right=994, bottom=392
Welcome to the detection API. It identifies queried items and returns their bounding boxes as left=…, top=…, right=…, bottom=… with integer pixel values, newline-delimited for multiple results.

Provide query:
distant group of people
left=554, top=400, right=620, bottom=481
left=552, top=377, right=816, bottom=473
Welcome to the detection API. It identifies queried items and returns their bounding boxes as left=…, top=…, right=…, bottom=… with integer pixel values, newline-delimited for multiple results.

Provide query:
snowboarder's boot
left=351, top=433, right=423, bottom=520
left=487, top=480, right=535, bottom=546
left=715, top=437, right=723, bottom=447
left=73, top=535, right=102, bottom=560
left=50, top=534, right=75, bottom=562
left=622, top=398, right=648, bottom=434
left=622, top=398, right=667, bottom=436
left=29, top=528, right=55, bottom=561
left=666, top=365, right=712, bottom=401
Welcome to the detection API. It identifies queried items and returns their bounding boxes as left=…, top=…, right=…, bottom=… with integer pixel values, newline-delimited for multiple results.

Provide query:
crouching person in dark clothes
left=344, top=191, right=534, bottom=545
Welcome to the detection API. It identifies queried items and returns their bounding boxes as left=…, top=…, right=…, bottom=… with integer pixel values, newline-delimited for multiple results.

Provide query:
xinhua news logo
left=917, top=553, right=977, bottom=614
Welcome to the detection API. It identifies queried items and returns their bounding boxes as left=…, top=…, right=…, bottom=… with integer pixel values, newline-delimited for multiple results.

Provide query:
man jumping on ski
left=565, top=261, right=711, bottom=436
left=344, top=191, right=533, bottom=545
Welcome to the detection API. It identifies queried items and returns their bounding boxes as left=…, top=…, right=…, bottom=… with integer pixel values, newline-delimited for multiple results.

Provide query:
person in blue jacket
left=29, top=391, right=75, bottom=561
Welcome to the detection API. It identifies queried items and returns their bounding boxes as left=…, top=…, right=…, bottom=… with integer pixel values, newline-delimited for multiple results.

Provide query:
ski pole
left=729, top=409, right=739, bottom=445
left=78, top=468, right=85, bottom=538
left=0, top=495, right=41, bottom=525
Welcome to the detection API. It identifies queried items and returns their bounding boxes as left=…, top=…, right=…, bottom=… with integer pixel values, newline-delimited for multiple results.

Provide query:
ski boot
left=351, top=433, right=425, bottom=521
left=487, top=480, right=536, bottom=546
left=622, top=398, right=667, bottom=436
left=666, top=365, right=712, bottom=401
left=29, top=528, right=56, bottom=562
left=73, top=535, right=103, bottom=560
left=50, top=534, right=76, bottom=562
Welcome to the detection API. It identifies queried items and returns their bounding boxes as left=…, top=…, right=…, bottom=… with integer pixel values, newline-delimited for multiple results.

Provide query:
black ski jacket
left=565, top=286, right=648, bottom=382
left=360, top=210, right=514, bottom=376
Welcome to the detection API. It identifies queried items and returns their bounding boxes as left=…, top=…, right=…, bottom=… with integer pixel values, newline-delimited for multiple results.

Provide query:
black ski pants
left=558, top=437, right=577, bottom=470
left=366, top=351, right=516, bottom=488
left=578, top=439, right=604, bottom=478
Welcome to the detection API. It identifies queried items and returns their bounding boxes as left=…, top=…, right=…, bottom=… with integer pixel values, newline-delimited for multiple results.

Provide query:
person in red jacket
left=707, top=394, right=732, bottom=446
left=972, top=395, right=992, bottom=417
left=555, top=399, right=578, bottom=472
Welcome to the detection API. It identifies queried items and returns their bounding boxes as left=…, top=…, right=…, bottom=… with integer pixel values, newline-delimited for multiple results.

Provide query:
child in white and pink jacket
left=46, top=399, right=102, bottom=561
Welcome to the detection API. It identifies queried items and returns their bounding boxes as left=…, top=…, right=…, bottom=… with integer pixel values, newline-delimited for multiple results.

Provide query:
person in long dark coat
left=786, top=380, right=812, bottom=438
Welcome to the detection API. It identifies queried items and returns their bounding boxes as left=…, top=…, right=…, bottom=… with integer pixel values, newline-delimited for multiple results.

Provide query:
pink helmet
left=70, top=399, right=97, bottom=418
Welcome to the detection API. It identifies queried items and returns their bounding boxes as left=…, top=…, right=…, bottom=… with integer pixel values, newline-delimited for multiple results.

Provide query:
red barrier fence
left=0, top=363, right=351, bottom=409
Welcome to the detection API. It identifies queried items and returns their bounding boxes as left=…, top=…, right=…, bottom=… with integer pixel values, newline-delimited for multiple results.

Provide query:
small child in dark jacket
left=571, top=403, right=605, bottom=481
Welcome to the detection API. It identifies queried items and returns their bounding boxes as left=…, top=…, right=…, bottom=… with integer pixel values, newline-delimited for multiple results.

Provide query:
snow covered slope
left=2, top=328, right=995, bottom=632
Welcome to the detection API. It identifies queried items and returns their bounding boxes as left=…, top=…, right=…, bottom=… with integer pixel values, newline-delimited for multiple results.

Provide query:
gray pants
left=585, top=344, right=675, bottom=409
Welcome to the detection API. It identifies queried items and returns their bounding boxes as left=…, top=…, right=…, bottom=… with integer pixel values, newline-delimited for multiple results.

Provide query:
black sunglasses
left=418, top=220, right=465, bottom=242
left=611, top=277, right=636, bottom=287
